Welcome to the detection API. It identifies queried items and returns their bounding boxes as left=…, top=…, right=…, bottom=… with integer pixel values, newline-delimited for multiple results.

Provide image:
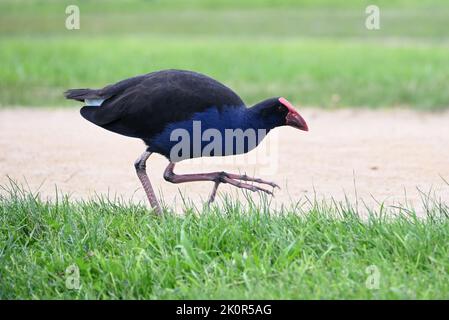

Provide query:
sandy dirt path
left=1, top=108, right=448, bottom=213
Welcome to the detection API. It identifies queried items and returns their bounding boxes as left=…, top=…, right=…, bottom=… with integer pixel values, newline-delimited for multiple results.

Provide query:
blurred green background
left=1, top=0, right=448, bottom=109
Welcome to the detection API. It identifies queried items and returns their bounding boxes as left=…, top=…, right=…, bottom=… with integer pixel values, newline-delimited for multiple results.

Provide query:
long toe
left=226, top=173, right=280, bottom=189
left=252, top=178, right=280, bottom=189
left=222, top=177, right=274, bottom=196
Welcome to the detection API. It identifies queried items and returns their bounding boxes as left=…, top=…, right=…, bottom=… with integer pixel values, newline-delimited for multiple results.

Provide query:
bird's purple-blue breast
left=148, top=105, right=270, bottom=161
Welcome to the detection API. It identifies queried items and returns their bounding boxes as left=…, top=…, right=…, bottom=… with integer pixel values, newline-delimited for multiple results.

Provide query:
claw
left=270, top=182, right=281, bottom=189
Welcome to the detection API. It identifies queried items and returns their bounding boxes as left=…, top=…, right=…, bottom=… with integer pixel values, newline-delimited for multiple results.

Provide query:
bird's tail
left=64, top=88, right=102, bottom=102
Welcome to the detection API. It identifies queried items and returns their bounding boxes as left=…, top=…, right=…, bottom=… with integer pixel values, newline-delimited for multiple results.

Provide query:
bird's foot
left=163, top=162, right=279, bottom=205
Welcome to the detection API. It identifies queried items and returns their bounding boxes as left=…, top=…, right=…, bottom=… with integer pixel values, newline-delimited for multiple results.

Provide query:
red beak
left=279, top=97, right=309, bottom=132
left=286, top=110, right=309, bottom=131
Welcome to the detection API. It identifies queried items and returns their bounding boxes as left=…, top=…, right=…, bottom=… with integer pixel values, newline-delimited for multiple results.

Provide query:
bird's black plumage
left=65, top=69, right=309, bottom=213
left=66, top=69, right=244, bottom=139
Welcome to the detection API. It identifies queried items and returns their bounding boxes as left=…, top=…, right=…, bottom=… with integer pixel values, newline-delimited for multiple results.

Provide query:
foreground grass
left=1, top=185, right=449, bottom=299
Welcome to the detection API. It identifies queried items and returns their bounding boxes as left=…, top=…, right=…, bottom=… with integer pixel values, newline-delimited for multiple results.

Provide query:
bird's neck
left=243, top=104, right=277, bottom=132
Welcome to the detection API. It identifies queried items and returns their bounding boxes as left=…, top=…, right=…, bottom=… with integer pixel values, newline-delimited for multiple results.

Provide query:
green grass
left=1, top=183, right=449, bottom=299
left=2, top=1, right=449, bottom=300
left=2, top=6, right=448, bottom=38
left=3, top=0, right=449, bottom=13
left=1, top=0, right=448, bottom=109
left=2, top=36, right=449, bottom=109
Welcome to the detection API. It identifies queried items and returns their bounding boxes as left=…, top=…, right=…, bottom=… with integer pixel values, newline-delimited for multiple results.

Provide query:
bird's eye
left=277, top=105, right=284, bottom=112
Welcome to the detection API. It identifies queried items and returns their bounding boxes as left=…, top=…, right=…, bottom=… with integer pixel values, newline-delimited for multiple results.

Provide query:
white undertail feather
left=85, top=99, right=105, bottom=106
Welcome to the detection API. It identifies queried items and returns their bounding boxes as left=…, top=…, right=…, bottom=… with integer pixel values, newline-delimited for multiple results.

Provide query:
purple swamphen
left=65, top=69, right=308, bottom=214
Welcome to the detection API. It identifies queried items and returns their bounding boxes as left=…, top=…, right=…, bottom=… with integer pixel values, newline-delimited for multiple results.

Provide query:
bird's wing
left=80, top=70, right=245, bottom=138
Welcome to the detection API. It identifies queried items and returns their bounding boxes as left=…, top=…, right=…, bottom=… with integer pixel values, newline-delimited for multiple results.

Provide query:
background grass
left=1, top=183, right=449, bottom=299
left=1, top=0, right=448, bottom=109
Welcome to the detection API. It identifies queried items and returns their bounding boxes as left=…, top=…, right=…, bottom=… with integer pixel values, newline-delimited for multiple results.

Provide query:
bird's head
left=253, top=97, right=308, bottom=131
